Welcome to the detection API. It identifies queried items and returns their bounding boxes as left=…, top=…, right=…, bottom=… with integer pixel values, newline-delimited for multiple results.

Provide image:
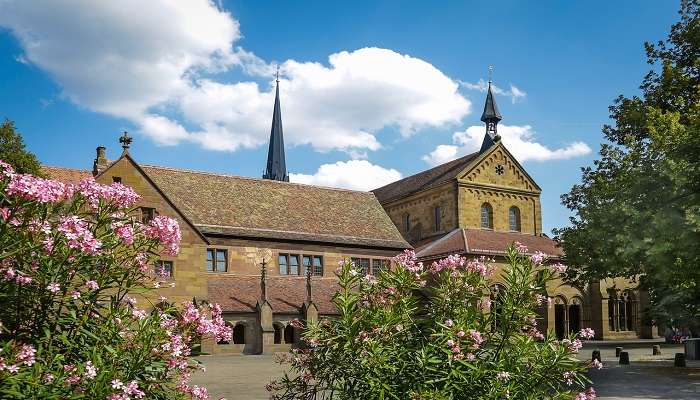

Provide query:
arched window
left=273, top=323, right=283, bottom=344
left=232, top=323, right=246, bottom=344
left=508, top=207, right=521, bottom=232
left=489, top=284, right=506, bottom=331
left=480, top=203, right=493, bottom=229
left=284, top=324, right=295, bottom=344
left=554, top=296, right=568, bottom=340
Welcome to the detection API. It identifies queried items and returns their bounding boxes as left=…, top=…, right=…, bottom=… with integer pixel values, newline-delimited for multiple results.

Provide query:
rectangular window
left=404, top=214, right=411, bottom=232
left=289, top=255, right=299, bottom=275
left=112, top=176, right=122, bottom=183
left=313, top=256, right=323, bottom=276
left=372, top=259, right=387, bottom=275
left=206, top=249, right=227, bottom=272
left=140, top=207, right=156, bottom=224
left=155, top=260, right=173, bottom=278
left=279, top=254, right=289, bottom=275
left=434, top=206, right=442, bottom=232
left=352, top=257, right=370, bottom=276
left=303, top=255, right=312, bottom=276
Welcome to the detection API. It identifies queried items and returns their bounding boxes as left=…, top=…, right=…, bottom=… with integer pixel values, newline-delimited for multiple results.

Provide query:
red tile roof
left=41, top=166, right=92, bottom=184
left=140, top=165, right=409, bottom=249
left=372, top=152, right=479, bottom=203
left=416, top=228, right=563, bottom=260
left=208, top=276, right=340, bottom=314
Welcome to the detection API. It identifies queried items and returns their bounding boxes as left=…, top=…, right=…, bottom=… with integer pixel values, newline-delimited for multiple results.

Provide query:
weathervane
left=276, top=64, right=280, bottom=82
left=488, top=65, right=494, bottom=83
left=119, top=131, right=132, bottom=151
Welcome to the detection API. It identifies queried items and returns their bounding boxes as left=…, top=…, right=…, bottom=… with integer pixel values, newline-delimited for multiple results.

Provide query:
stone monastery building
left=44, top=76, right=658, bottom=354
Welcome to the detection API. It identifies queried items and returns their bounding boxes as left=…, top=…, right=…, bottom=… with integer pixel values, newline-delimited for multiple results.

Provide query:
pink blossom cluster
left=526, top=327, right=545, bottom=340
left=514, top=241, right=529, bottom=253
left=552, top=263, right=568, bottom=274
left=5, top=173, right=74, bottom=203
left=77, top=178, right=140, bottom=210
left=392, top=249, right=422, bottom=273
left=465, top=257, right=494, bottom=277
left=561, top=338, right=583, bottom=353
left=111, top=221, right=135, bottom=245
left=1, top=266, right=33, bottom=286
left=579, top=328, right=595, bottom=339
left=144, top=215, right=181, bottom=256
left=591, top=359, right=603, bottom=370
left=108, top=379, right=145, bottom=399
left=530, top=251, right=547, bottom=266
left=469, top=330, right=484, bottom=348
left=429, top=254, right=465, bottom=273
left=575, top=388, right=597, bottom=400
left=181, top=302, right=232, bottom=343
left=58, top=215, right=102, bottom=254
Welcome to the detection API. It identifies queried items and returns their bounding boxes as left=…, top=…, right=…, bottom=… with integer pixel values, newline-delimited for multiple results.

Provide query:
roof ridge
left=42, top=165, right=91, bottom=173
left=141, top=164, right=375, bottom=195
left=373, top=152, right=477, bottom=192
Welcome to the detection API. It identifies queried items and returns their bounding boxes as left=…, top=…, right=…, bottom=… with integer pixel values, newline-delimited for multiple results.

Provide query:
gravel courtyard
left=190, top=343, right=700, bottom=399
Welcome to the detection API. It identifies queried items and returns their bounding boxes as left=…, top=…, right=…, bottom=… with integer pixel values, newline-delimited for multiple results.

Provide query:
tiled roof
left=372, top=152, right=479, bottom=204
left=416, top=228, right=564, bottom=260
left=208, top=276, right=340, bottom=314
left=140, top=165, right=409, bottom=249
left=41, top=166, right=92, bottom=183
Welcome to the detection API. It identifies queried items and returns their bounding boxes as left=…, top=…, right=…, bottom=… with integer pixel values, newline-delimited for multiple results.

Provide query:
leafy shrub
left=270, top=247, right=598, bottom=399
left=0, top=161, right=230, bottom=399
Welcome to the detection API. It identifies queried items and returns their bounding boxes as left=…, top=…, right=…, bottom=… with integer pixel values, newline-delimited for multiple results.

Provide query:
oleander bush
left=270, top=247, right=599, bottom=400
left=0, top=160, right=230, bottom=399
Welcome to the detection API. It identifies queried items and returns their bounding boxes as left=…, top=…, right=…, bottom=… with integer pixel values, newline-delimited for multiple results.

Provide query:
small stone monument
left=619, top=351, right=630, bottom=365
left=615, top=346, right=623, bottom=357
left=652, top=345, right=661, bottom=355
left=674, top=352, right=686, bottom=367
left=592, top=349, right=601, bottom=362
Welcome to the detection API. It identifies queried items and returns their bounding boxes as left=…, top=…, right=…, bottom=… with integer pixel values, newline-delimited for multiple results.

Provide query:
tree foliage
left=0, top=119, right=43, bottom=176
left=270, top=249, right=596, bottom=400
left=555, top=0, right=700, bottom=330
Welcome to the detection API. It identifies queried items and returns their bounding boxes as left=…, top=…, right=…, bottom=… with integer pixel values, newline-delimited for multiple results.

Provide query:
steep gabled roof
left=416, top=228, right=563, bottom=261
left=372, top=152, right=480, bottom=204
left=41, top=166, right=91, bottom=183
left=140, top=165, right=409, bottom=249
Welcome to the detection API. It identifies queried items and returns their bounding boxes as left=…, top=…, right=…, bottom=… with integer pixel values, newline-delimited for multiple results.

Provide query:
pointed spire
left=479, top=66, right=502, bottom=153
left=263, top=66, right=289, bottom=181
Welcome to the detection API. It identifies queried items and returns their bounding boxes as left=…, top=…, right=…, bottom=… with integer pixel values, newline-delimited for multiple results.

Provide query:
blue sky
left=0, top=1, right=678, bottom=234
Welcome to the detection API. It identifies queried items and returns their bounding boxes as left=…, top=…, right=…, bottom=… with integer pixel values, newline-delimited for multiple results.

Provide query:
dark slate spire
left=479, top=67, right=503, bottom=153
left=263, top=70, right=289, bottom=182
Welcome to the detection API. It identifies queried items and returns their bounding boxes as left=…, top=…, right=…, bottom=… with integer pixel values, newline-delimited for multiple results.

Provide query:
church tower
left=262, top=71, right=289, bottom=182
left=479, top=71, right=503, bottom=153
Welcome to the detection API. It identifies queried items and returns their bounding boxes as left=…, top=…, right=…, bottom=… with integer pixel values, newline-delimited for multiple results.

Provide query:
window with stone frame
left=112, top=176, right=122, bottom=183
left=351, top=257, right=371, bottom=276
left=140, top=207, right=157, bottom=224
left=372, top=259, right=388, bottom=275
left=508, top=206, right=521, bottom=232
left=154, top=260, right=173, bottom=278
left=480, top=203, right=494, bottom=229
left=278, top=254, right=300, bottom=275
left=303, top=255, right=324, bottom=276
left=206, top=249, right=227, bottom=272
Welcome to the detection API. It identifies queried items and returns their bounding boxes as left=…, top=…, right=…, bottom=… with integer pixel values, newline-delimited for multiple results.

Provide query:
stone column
left=257, top=299, right=274, bottom=354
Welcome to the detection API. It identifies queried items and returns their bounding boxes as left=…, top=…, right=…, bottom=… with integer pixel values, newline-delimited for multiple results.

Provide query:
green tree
left=0, top=119, right=43, bottom=175
left=555, top=0, right=700, bottom=332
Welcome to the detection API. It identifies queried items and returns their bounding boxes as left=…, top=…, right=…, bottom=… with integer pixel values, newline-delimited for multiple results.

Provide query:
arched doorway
left=554, top=296, right=567, bottom=340
left=284, top=324, right=295, bottom=344
left=568, top=297, right=582, bottom=334
left=273, top=323, right=283, bottom=344
left=232, top=323, right=246, bottom=344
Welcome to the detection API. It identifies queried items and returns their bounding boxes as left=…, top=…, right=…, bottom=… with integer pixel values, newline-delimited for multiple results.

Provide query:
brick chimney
left=92, top=146, right=108, bottom=176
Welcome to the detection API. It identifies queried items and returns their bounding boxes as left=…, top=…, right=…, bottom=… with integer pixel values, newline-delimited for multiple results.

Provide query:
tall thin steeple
left=479, top=66, right=503, bottom=153
left=263, top=66, right=289, bottom=181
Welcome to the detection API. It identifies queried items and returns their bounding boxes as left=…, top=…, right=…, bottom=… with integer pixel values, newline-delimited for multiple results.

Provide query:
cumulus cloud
left=422, top=124, right=592, bottom=166
left=290, top=160, right=402, bottom=191
left=0, top=1, right=470, bottom=154
left=460, top=79, right=527, bottom=103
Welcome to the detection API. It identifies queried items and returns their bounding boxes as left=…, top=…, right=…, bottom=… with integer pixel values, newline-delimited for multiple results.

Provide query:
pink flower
left=111, top=379, right=124, bottom=389
left=191, top=385, right=209, bottom=400
left=592, top=359, right=603, bottom=370
left=446, top=339, right=455, bottom=347
left=530, top=251, right=547, bottom=266
left=456, top=330, right=465, bottom=338
left=84, top=361, right=98, bottom=379
left=7, top=364, right=19, bottom=373
left=392, top=249, right=422, bottom=273
left=71, top=291, right=81, bottom=300
left=77, top=178, right=140, bottom=209
left=16, top=344, right=36, bottom=366
left=85, top=280, right=99, bottom=290
left=47, top=282, right=60, bottom=294
left=579, top=328, right=595, bottom=339
left=469, top=330, right=484, bottom=348
left=58, top=215, right=102, bottom=255
left=6, top=173, right=74, bottom=203
left=0, top=207, right=10, bottom=221
left=514, top=241, right=528, bottom=253
left=15, top=275, right=32, bottom=285
left=444, top=319, right=454, bottom=327
left=466, top=352, right=475, bottom=361
left=562, top=338, right=583, bottom=353
left=112, top=222, right=135, bottom=245
left=145, top=216, right=181, bottom=256
left=575, top=388, right=596, bottom=400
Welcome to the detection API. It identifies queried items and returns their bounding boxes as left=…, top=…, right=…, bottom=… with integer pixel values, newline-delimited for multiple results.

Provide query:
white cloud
left=422, top=124, right=592, bottom=166
left=460, top=79, right=527, bottom=103
left=290, top=160, right=402, bottom=191
left=0, top=1, right=470, bottom=154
